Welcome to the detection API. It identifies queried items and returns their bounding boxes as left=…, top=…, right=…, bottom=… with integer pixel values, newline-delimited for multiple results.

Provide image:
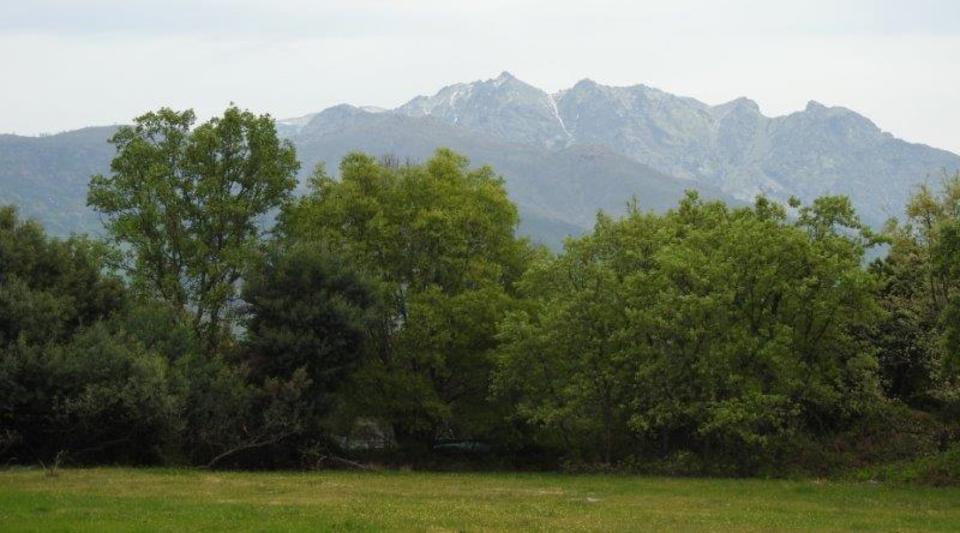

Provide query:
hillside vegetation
left=1, top=106, right=959, bottom=482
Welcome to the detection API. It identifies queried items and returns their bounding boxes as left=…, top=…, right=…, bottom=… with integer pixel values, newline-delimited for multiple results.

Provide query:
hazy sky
left=2, top=0, right=958, bottom=153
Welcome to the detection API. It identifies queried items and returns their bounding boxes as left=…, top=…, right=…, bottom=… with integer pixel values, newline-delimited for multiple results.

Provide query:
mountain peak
left=711, top=97, right=761, bottom=117
left=6, top=72, right=960, bottom=251
left=573, top=78, right=598, bottom=89
left=799, top=100, right=872, bottom=122
left=485, top=71, right=539, bottom=91
left=730, top=97, right=760, bottom=112
left=320, top=103, right=364, bottom=115
left=395, top=71, right=572, bottom=148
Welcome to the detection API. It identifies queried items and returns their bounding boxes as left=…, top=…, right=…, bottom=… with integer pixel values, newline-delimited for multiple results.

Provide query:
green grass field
left=0, top=468, right=958, bottom=532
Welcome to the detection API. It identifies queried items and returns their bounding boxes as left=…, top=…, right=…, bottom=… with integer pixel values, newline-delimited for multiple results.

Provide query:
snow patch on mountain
left=548, top=93, right=571, bottom=138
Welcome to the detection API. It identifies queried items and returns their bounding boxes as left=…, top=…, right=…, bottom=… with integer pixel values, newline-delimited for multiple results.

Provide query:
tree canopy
left=88, top=106, right=299, bottom=351
left=3, top=107, right=958, bottom=479
left=281, top=149, right=534, bottom=448
left=495, top=193, right=882, bottom=470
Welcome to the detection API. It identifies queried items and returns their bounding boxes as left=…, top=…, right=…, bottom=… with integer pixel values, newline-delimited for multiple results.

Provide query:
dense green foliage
left=0, top=206, right=175, bottom=463
left=242, top=243, right=378, bottom=416
left=280, top=150, right=533, bottom=450
left=88, top=107, right=299, bottom=352
left=2, top=107, right=958, bottom=480
left=494, top=194, right=883, bottom=471
left=871, top=177, right=960, bottom=409
left=0, top=205, right=309, bottom=468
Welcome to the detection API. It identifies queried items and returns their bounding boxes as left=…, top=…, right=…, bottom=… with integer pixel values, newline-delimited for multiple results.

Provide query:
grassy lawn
left=0, top=468, right=958, bottom=531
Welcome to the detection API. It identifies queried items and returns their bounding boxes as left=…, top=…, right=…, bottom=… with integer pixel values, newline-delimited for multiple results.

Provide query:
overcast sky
left=2, top=0, right=958, bottom=153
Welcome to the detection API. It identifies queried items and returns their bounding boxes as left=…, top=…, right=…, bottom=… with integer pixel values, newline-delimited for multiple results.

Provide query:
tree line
left=1, top=106, right=958, bottom=477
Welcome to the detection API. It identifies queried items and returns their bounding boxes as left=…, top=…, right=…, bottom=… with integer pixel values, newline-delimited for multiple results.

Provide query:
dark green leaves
left=494, top=194, right=882, bottom=471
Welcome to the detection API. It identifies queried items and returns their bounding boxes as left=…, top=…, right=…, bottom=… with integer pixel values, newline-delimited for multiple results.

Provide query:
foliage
left=281, top=149, right=534, bottom=449
left=88, top=106, right=299, bottom=352
left=4, top=104, right=959, bottom=476
left=874, top=174, right=960, bottom=408
left=0, top=207, right=179, bottom=463
left=0, top=206, right=124, bottom=346
left=937, top=190, right=960, bottom=369
left=0, top=324, right=182, bottom=464
left=856, top=445, right=960, bottom=487
left=242, top=243, right=378, bottom=413
left=175, top=349, right=311, bottom=468
left=495, top=193, right=882, bottom=471
left=0, top=205, right=307, bottom=469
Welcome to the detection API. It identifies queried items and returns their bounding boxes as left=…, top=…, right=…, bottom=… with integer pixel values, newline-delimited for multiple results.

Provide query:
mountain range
left=3, top=72, right=959, bottom=248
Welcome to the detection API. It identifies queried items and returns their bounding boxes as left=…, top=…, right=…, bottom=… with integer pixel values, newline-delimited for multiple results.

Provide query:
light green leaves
left=88, top=106, right=299, bottom=351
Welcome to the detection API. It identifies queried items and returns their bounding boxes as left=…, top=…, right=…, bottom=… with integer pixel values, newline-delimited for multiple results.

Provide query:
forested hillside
left=0, top=127, right=117, bottom=235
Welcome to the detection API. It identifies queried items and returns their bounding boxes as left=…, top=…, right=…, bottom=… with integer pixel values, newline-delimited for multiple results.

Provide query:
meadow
left=0, top=468, right=958, bottom=531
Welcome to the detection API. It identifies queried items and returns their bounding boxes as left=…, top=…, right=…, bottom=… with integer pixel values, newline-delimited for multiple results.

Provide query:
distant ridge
left=393, top=72, right=960, bottom=227
left=2, top=73, right=958, bottom=247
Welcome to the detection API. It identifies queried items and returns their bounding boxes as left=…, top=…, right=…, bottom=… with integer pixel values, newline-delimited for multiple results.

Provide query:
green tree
left=874, top=174, right=960, bottom=406
left=242, top=243, right=379, bottom=412
left=0, top=206, right=180, bottom=464
left=495, top=193, right=882, bottom=471
left=0, top=206, right=124, bottom=346
left=0, top=324, right=183, bottom=464
left=282, top=149, right=533, bottom=450
left=175, top=349, right=311, bottom=468
left=88, top=106, right=299, bottom=352
left=933, top=179, right=960, bottom=376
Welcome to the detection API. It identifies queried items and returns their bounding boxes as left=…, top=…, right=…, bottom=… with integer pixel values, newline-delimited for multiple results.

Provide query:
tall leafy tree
left=88, top=106, right=299, bottom=351
left=941, top=223, right=960, bottom=368
left=874, top=174, right=960, bottom=406
left=282, top=149, right=533, bottom=449
left=933, top=178, right=960, bottom=372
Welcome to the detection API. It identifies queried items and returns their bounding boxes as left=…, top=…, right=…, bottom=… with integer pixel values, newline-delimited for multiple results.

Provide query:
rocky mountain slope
left=3, top=72, right=957, bottom=246
left=397, top=72, right=960, bottom=226
left=289, top=105, right=731, bottom=245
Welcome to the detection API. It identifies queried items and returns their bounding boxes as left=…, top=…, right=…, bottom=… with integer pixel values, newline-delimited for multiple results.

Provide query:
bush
left=856, top=446, right=960, bottom=486
left=0, top=323, right=182, bottom=464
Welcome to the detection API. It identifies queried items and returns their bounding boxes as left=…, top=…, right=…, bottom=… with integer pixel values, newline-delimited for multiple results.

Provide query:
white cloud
left=1, top=0, right=958, bottom=153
